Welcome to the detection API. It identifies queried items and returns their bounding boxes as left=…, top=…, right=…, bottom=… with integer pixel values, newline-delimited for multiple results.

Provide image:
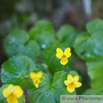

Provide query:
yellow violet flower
left=30, top=71, right=42, bottom=88
left=3, top=84, right=23, bottom=103
left=64, top=74, right=82, bottom=93
left=56, top=47, right=71, bottom=65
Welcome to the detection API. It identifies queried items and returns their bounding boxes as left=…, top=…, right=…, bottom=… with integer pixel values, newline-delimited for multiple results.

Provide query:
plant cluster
left=0, top=18, right=103, bottom=103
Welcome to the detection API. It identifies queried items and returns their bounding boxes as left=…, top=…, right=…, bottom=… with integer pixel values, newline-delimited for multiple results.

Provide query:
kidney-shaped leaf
left=57, top=24, right=78, bottom=47
left=86, top=18, right=103, bottom=34
left=29, top=20, right=56, bottom=49
left=4, top=30, right=40, bottom=61
left=74, top=19, right=103, bottom=61
left=27, top=71, right=76, bottom=103
left=1, top=55, right=36, bottom=87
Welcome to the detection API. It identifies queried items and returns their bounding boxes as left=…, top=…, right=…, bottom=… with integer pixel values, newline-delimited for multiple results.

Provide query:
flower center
left=70, top=82, right=74, bottom=85
left=69, top=82, right=74, bottom=88
left=35, top=79, right=39, bottom=84
left=62, top=55, right=66, bottom=58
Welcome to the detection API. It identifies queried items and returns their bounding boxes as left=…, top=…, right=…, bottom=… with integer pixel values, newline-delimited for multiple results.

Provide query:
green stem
left=64, top=65, right=67, bottom=71
left=23, top=78, right=30, bottom=89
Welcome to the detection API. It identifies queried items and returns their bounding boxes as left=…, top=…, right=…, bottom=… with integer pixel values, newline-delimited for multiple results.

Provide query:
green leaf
left=1, top=55, right=36, bottom=87
left=83, top=89, right=99, bottom=95
left=4, top=30, right=40, bottom=61
left=36, top=63, right=52, bottom=80
left=86, top=59, right=103, bottom=91
left=83, top=89, right=103, bottom=95
left=29, top=20, right=56, bottom=49
left=57, top=25, right=78, bottom=47
left=0, top=84, right=25, bottom=103
left=27, top=71, right=76, bottom=103
left=74, top=30, right=103, bottom=60
left=86, top=18, right=103, bottom=34
left=42, top=42, right=74, bottom=73
left=36, top=20, right=55, bottom=33
left=69, top=70, right=78, bottom=77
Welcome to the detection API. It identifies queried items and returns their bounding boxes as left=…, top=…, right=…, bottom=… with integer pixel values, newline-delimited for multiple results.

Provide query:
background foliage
left=0, top=0, right=103, bottom=103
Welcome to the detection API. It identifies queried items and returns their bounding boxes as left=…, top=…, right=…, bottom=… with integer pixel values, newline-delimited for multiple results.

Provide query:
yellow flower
left=3, top=84, right=23, bottom=103
left=56, top=47, right=71, bottom=65
left=64, top=74, right=82, bottom=93
left=30, top=71, right=42, bottom=88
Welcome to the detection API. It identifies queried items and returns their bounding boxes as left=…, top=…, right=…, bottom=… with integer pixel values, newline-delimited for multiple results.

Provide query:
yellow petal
left=56, top=48, right=63, bottom=59
left=36, top=72, right=42, bottom=79
left=67, top=74, right=74, bottom=82
left=56, top=53, right=63, bottom=59
left=34, top=83, right=39, bottom=88
left=64, top=80, right=70, bottom=86
left=75, top=82, right=82, bottom=88
left=56, top=48, right=63, bottom=54
left=30, top=72, right=35, bottom=79
left=8, top=85, right=16, bottom=93
left=64, top=53, right=71, bottom=58
left=60, top=57, right=68, bottom=65
left=13, top=86, right=23, bottom=98
left=7, top=94, right=18, bottom=103
left=3, top=88, right=11, bottom=98
left=74, top=75, right=79, bottom=82
left=64, top=48, right=71, bottom=53
left=7, top=84, right=14, bottom=90
left=67, top=84, right=75, bottom=93
left=3, top=84, right=16, bottom=97
left=33, top=79, right=41, bottom=88
left=64, top=48, right=71, bottom=58
left=30, top=72, right=42, bottom=79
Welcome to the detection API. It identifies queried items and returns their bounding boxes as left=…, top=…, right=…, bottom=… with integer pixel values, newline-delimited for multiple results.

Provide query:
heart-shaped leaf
left=74, top=19, right=103, bottom=60
left=0, top=84, right=25, bottom=103
left=1, top=55, right=36, bottom=87
left=42, top=42, right=74, bottom=73
left=57, top=25, right=78, bottom=47
left=4, top=30, right=40, bottom=61
left=27, top=71, right=76, bottom=103
left=29, top=20, right=56, bottom=49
